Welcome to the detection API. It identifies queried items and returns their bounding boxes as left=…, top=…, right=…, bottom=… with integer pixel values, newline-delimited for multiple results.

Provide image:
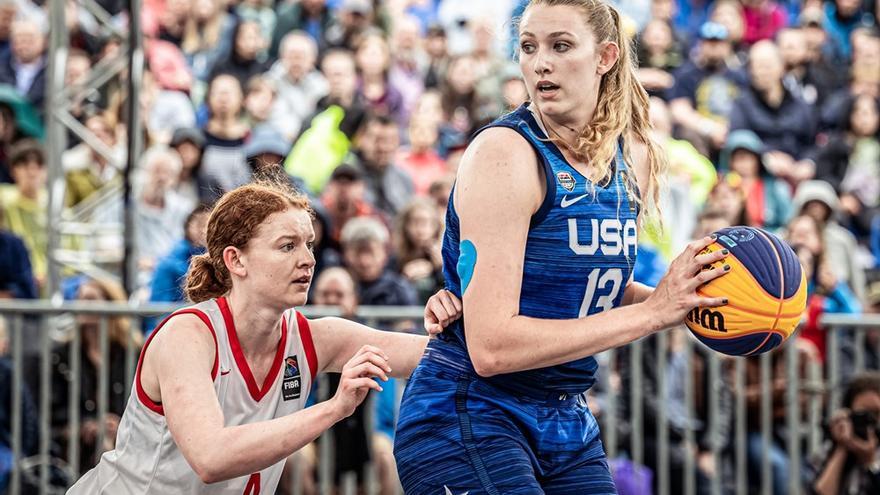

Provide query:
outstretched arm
left=146, top=315, right=386, bottom=484
left=311, top=317, right=427, bottom=377
left=311, top=289, right=463, bottom=377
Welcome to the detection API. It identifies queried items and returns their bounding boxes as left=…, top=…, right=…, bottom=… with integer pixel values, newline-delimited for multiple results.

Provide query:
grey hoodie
left=792, top=180, right=866, bottom=302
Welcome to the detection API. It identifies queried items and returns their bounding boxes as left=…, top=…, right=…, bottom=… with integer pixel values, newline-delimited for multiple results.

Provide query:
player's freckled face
left=518, top=4, right=603, bottom=122
left=240, top=208, right=316, bottom=307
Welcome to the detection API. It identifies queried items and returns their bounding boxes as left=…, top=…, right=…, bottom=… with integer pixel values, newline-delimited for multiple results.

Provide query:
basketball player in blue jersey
left=393, top=1, right=733, bottom=493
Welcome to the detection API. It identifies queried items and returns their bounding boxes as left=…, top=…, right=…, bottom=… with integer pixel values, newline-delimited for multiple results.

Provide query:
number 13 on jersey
left=578, top=268, right=623, bottom=316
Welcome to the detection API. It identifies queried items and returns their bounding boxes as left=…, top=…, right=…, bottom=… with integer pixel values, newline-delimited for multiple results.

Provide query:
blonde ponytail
left=605, top=3, right=666, bottom=227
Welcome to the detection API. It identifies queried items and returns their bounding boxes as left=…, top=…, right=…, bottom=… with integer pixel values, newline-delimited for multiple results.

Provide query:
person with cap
left=728, top=40, right=817, bottom=186
left=707, top=0, right=747, bottom=58
left=667, top=21, right=747, bottom=158
left=243, top=124, right=309, bottom=194
left=717, top=129, right=792, bottom=232
left=244, top=124, right=292, bottom=172
left=320, top=163, right=381, bottom=248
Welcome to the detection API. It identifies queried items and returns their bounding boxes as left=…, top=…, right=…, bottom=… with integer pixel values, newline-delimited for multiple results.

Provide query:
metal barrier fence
left=0, top=300, right=877, bottom=495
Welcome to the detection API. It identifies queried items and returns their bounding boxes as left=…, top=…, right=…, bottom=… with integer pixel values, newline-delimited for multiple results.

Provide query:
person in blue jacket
left=0, top=212, right=36, bottom=299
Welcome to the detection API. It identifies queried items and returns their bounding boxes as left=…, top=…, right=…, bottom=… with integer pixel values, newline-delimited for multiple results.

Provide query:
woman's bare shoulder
left=458, top=127, right=540, bottom=183
left=148, top=313, right=217, bottom=364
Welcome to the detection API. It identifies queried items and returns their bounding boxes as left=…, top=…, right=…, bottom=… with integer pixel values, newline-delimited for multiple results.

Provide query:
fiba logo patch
left=719, top=227, right=756, bottom=248
left=728, top=228, right=756, bottom=243
left=557, top=172, right=576, bottom=192
left=282, top=355, right=301, bottom=401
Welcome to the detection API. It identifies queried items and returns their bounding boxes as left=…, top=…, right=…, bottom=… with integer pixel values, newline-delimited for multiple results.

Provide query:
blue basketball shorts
left=393, top=361, right=616, bottom=494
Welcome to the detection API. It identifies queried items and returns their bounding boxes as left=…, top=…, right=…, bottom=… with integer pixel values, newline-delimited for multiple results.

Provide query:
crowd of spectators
left=0, top=0, right=878, bottom=493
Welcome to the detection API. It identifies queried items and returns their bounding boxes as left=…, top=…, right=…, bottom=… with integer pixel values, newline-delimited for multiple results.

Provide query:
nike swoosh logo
left=560, top=193, right=589, bottom=208
left=220, top=369, right=231, bottom=376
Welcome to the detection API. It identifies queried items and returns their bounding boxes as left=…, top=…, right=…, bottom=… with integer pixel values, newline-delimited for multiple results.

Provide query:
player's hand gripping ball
left=685, top=226, right=807, bottom=356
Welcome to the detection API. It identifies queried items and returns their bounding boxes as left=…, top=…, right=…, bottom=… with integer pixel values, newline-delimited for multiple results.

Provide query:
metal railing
left=0, top=300, right=877, bottom=495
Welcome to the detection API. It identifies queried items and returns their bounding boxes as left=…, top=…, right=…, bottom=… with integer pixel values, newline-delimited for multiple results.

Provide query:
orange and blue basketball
left=684, top=226, right=807, bottom=356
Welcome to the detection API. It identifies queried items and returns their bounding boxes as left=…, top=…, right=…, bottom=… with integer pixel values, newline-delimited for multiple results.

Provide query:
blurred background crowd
left=0, top=0, right=879, bottom=493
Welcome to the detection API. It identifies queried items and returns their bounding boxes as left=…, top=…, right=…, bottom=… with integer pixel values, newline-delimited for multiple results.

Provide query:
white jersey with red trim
left=68, top=297, right=318, bottom=495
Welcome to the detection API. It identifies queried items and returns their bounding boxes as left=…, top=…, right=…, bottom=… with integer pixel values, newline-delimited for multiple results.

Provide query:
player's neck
left=225, top=291, right=284, bottom=357
left=531, top=104, right=593, bottom=152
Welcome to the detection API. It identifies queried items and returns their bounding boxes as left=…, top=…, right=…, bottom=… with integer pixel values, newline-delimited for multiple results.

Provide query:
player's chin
left=286, top=283, right=310, bottom=307
left=534, top=97, right=570, bottom=116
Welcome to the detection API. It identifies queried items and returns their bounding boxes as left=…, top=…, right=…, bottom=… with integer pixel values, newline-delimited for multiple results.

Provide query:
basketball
left=685, top=226, right=807, bottom=356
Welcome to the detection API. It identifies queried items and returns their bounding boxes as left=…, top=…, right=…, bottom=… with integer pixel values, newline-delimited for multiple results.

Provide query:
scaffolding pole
left=45, top=0, right=144, bottom=296
left=123, top=0, right=143, bottom=294
left=45, top=0, right=70, bottom=299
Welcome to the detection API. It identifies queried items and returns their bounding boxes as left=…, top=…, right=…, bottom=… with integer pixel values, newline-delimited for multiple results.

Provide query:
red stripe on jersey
left=295, top=311, right=318, bottom=378
left=135, top=308, right=219, bottom=416
left=219, top=297, right=289, bottom=402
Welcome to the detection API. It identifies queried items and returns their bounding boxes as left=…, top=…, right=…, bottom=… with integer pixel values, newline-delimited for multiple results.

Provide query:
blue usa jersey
left=436, top=103, right=640, bottom=395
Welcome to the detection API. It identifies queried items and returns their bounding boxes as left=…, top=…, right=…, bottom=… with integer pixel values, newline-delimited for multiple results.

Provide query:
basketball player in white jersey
left=68, top=181, right=463, bottom=494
